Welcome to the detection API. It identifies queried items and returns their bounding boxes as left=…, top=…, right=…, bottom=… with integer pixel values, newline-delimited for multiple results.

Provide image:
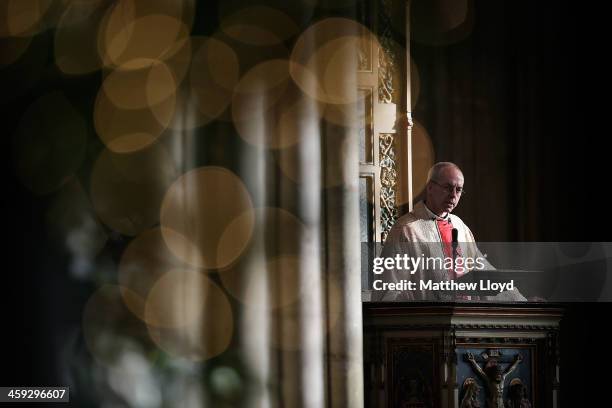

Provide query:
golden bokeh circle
left=54, top=0, right=107, bottom=74
left=321, top=97, right=359, bottom=129
left=411, top=120, right=435, bottom=198
left=290, top=18, right=375, bottom=105
left=144, top=269, right=207, bottom=329
left=98, top=1, right=191, bottom=70
left=118, top=227, right=187, bottom=324
left=220, top=6, right=300, bottom=46
left=268, top=274, right=345, bottom=351
left=146, top=273, right=234, bottom=361
left=94, top=80, right=176, bottom=153
left=102, top=62, right=177, bottom=110
left=220, top=207, right=315, bottom=307
left=165, top=36, right=232, bottom=132
left=82, top=285, right=153, bottom=367
left=411, top=0, right=474, bottom=46
left=321, top=36, right=361, bottom=104
left=234, top=78, right=320, bottom=148
left=231, top=59, right=290, bottom=124
left=1, top=0, right=52, bottom=38
left=221, top=254, right=310, bottom=310
left=90, top=145, right=178, bottom=236
left=266, top=274, right=342, bottom=352
left=160, top=167, right=254, bottom=269
left=184, top=36, right=240, bottom=126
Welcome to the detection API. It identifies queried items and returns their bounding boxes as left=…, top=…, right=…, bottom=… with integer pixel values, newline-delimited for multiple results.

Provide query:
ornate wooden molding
left=378, top=0, right=396, bottom=104
left=379, top=132, right=398, bottom=241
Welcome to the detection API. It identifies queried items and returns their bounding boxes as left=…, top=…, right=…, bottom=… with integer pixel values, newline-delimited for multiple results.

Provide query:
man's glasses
left=430, top=180, right=465, bottom=195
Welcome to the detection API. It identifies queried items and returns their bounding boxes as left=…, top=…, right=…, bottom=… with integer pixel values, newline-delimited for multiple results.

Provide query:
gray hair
left=426, top=162, right=462, bottom=183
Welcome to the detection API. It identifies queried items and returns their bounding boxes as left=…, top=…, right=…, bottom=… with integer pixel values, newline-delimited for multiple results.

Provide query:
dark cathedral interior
left=1, top=0, right=608, bottom=406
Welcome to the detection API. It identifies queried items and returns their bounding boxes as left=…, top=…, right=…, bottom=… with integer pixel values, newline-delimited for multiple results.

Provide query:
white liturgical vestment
left=376, top=201, right=526, bottom=302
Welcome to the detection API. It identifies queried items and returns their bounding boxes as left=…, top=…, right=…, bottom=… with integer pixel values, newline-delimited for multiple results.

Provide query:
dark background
left=1, top=0, right=608, bottom=405
left=410, top=0, right=609, bottom=404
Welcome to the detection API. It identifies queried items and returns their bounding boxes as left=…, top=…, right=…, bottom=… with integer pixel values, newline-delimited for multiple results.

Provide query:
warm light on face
left=426, top=166, right=464, bottom=216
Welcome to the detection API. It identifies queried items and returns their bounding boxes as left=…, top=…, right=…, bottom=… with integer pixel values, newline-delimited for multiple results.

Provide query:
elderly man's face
left=426, top=166, right=464, bottom=216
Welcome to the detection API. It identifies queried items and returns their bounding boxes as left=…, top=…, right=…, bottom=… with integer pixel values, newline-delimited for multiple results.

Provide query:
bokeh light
left=217, top=27, right=289, bottom=77
left=290, top=18, right=372, bottom=105
left=54, top=0, right=108, bottom=75
left=160, top=166, right=254, bottom=269
left=144, top=269, right=208, bottom=329
left=233, top=60, right=323, bottom=148
left=411, top=0, right=474, bottom=46
left=12, top=91, right=87, bottom=195
left=118, top=227, right=188, bottom=324
left=220, top=207, right=317, bottom=308
left=218, top=0, right=314, bottom=35
left=266, top=273, right=341, bottom=351
left=1, top=0, right=52, bottom=38
left=105, top=15, right=188, bottom=70
left=146, top=273, right=234, bottom=361
left=175, top=36, right=240, bottom=128
left=102, top=61, right=177, bottom=110
left=220, top=5, right=300, bottom=46
left=321, top=96, right=359, bottom=129
left=90, top=144, right=178, bottom=236
left=222, top=252, right=309, bottom=310
left=82, top=285, right=154, bottom=367
left=411, top=120, right=435, bottom=197
left=232, top=59, right=290, bottom=120
left=97, top=0, right=193, bottom=70
left=94, top=79, right=176, bottom=153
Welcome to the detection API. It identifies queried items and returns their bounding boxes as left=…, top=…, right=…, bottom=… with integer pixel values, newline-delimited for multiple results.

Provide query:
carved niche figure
left=460, top=378, right=481, bottom=408
left=505, top=379, right=532, bottom=408
left=396, top=373, right=432, bottom=408
left=466, top=352, right=522, bottom=408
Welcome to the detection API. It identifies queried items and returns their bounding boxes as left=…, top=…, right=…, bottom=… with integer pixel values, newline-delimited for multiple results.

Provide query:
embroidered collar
left=423, top=202, right=450, bottom=221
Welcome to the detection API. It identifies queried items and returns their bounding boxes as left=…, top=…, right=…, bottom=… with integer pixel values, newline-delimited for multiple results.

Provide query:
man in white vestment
left=376, top=162, right=526, bottom=302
